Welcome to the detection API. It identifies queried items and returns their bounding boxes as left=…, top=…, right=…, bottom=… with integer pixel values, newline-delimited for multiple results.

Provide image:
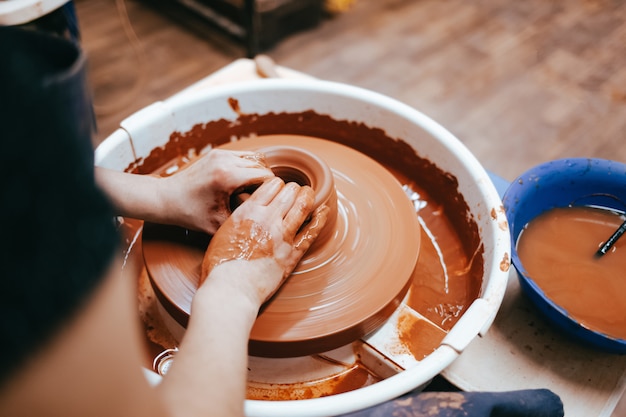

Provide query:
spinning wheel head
left=143, top=135, right=421, bottom=357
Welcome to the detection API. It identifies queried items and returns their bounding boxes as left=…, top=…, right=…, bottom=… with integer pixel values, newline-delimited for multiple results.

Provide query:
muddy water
left=517, top=206, right=626, bottom=340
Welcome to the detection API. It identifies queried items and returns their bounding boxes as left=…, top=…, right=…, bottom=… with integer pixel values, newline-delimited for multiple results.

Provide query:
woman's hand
left=160, top=149, right=275, bottom=234
left=96, top=149, right=275, bottom=235
left=200, top=177, right=330, bottom=306
left=163, top=179, right=328, bottom=417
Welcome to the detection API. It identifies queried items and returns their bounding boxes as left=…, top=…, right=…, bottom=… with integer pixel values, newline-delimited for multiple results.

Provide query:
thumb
left=293, top=204, right=330, bottom=254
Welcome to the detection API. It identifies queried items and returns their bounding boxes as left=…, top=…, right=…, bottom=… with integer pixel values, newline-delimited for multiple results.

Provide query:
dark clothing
left=338, top=388, right=564, bottom=417
left=0, top=27, right=119, bottom=387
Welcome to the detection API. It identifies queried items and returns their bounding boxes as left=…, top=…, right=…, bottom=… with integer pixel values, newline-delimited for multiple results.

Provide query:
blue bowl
left=503, top=158, right=626, bottom=353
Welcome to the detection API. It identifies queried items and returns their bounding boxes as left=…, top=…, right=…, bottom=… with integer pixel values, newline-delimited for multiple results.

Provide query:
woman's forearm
left=156, top=261, right=265, bottom=417
left=95, top=167, right=174, bottom=224
left=95, top=150, right=277, bottom=235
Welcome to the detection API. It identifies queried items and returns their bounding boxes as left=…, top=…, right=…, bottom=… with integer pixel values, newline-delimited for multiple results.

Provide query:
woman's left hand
left=161, top=149, right=275, bottom=234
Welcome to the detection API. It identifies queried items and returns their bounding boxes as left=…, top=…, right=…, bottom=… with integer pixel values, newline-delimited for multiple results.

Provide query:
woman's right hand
left=200, top=177, right=329, bottom=306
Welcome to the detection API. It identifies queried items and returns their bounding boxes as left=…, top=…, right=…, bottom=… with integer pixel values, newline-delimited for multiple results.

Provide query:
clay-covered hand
left=160, top=149, right=275, bottom=234
left=200, top=177, right=330, bottom=306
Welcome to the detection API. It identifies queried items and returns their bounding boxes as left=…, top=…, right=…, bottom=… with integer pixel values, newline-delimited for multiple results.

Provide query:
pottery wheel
left=143, top=135, right=421, bottom=357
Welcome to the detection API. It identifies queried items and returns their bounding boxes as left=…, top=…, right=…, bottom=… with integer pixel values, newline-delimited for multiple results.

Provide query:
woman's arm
left=0, top=256, right=168, bottom=417
left=157, top=178, right=329, bottom=417
left=94, top=167, right=164, bottom=221
left=95, top=149, right=274, bottom=235
left=0, top=178, right=327, bottom=417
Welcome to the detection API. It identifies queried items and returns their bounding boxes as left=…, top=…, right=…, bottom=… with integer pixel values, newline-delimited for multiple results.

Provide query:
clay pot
left=255, top=145, right=338, bottom=247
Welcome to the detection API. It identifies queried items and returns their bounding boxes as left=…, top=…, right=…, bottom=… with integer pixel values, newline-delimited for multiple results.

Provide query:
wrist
left=191, top=269, right=261, bottom=333
left=154, top=175, right=182, bottom=225
left=156, top=174, right=202, bottom=232
left=198, top=259, right=283, bottom=312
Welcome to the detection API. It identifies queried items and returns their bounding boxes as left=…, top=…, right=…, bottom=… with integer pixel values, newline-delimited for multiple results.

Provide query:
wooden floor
left=75, top=0, right=626, bottom=181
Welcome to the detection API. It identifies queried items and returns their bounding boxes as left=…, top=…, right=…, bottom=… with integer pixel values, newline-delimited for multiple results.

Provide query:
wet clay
left=395, top=309, right=448, bottom=360
left=144, top=135, right=422, bottom=357
left=516, top=206, right=626, bottom=340
left=405, top=205, right=482, bottom=330
left=124, top=108, right=483, bottom=398
left=247, top=363, right=380, bottom=401
left=201, top=219, right=275, bottom=283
